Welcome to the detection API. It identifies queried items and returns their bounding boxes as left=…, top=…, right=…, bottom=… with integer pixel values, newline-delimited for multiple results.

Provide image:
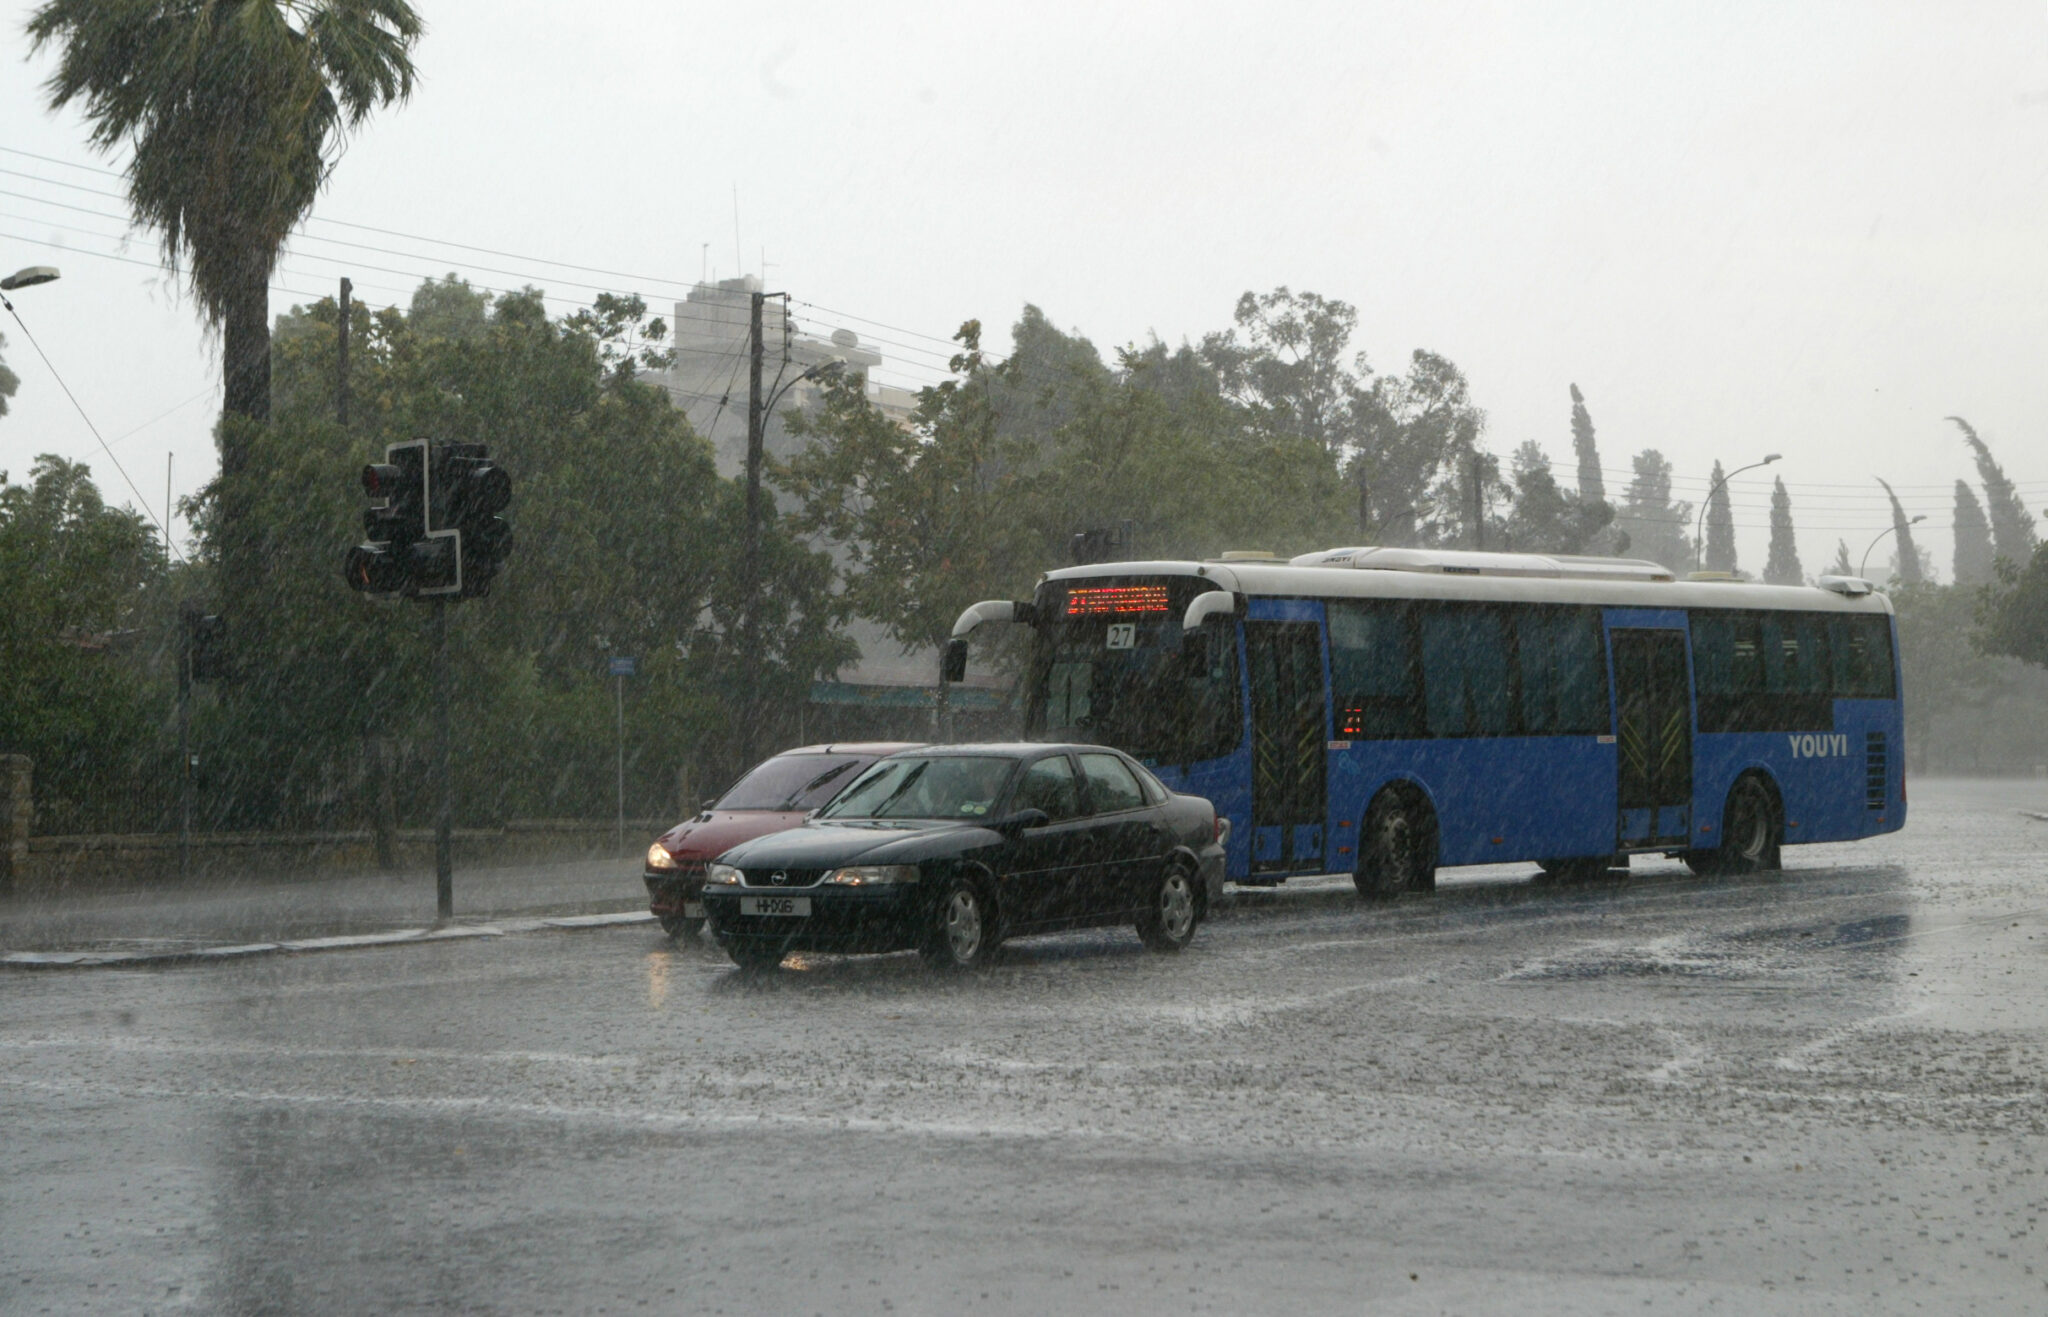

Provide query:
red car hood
left=654, top=810, right=807, bottom=864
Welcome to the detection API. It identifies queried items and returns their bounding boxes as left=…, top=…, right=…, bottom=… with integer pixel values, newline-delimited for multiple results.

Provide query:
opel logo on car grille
left=770, top=871, right=790, bottom=886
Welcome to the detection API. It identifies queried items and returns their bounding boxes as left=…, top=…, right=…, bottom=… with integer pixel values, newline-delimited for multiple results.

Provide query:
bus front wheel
left=1355, top=792, right=1437, bottom=900
left=1685, top=776, right=1782, bottom=876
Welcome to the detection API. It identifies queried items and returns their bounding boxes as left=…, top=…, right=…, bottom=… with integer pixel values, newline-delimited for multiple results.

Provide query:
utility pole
left=337, top=277, right=351, bottom=427
left=1469, top=450, right=1486, bottom=552
left=740, top=289, right=766, bottom=761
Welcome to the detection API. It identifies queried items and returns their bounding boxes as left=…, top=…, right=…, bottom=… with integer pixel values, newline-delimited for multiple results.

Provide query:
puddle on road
left=1504, top=915, right=1917, bottom=983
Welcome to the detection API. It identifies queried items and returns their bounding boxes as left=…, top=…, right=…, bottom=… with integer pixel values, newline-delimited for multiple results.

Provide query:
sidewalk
left=0, top=855, right=649, bottom=955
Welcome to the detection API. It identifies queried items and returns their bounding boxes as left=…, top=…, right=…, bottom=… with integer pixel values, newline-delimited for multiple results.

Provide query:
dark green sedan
left=701, top=744, right=1227, bottom=970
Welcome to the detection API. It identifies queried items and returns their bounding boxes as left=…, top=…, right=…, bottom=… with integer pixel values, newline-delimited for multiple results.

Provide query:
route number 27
left=1106, top=623, right=1137, bottom=650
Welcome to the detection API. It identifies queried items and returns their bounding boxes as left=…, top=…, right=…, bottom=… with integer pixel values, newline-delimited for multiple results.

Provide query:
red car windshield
left=714, top=755, right=868, bottom=812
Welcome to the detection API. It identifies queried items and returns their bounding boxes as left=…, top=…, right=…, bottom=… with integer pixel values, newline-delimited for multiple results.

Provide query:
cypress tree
left=1876, top=477, right=1924, bottom=584
left=1704, top=459, right=1737, bottom=572
left=1828, top=539, right=1854, bottom=577
left=1952, top=480, right=1995, bottom=584
left=1765, top=476, right=1803, bottom=584
left=1569, top=383, right=1605, bottom=504
left=1949, top=416, right=2038, bottom=567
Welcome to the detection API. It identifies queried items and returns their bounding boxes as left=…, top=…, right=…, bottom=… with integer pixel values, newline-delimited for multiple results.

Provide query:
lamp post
left=1694, top=453, right=1781, bottom=571
left=1, top=265, right=60, bottom=294
left=1860, top=515, right=1926, bottom=580
left=739, top=356, right=846, bottom=761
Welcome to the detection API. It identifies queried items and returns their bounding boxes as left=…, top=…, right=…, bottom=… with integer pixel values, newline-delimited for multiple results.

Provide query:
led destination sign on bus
left=1064, top=585, right=1172, bottom=616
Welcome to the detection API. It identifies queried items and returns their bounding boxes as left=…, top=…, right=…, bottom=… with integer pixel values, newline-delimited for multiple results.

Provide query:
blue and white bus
left=946, top=546, right=1904, bottom=895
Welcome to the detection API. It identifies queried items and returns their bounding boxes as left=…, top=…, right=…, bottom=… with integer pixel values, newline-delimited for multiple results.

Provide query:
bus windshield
left=1023, top=581, right=1241, bottom=763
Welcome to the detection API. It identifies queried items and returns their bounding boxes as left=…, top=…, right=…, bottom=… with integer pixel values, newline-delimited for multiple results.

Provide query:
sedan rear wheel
left=1137, top=864, right=1199, bottom=953
left=919, top=878, right=994, bottom=971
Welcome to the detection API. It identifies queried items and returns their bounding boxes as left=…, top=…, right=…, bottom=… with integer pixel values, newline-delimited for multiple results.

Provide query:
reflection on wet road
left=4, top=779, right=2045, bottom=1313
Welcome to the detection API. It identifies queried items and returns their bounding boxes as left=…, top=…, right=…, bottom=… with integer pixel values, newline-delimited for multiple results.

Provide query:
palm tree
left=26, top=0, right=423, bottom=472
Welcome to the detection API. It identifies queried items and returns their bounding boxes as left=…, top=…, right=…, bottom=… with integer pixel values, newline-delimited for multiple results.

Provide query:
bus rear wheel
left=1685, top=776, right=1781, bottom=876
left=1355, top=792, right=1437, bottom=899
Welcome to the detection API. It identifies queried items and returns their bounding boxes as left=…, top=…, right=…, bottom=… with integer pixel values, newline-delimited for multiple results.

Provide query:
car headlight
left=647, top=842, right=681, bottom=871
left=822, top=865, right=919, bottom=886
left=703, top=863, right=743, bottom=886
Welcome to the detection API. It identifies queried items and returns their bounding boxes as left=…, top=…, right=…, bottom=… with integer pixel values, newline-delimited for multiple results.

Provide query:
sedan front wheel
left=919, top=877, right=995, bottom=971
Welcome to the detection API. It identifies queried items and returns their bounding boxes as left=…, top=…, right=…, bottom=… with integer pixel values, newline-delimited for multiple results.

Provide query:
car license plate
left=682, top=901, right=706, bottom=919
left=738, top=895, right=810, bottom=917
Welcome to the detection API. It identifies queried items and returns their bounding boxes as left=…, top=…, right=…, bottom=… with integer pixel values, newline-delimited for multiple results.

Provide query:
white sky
left=3, top=0, right=2045, bottom=576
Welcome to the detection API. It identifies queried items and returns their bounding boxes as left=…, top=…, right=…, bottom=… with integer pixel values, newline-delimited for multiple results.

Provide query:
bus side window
left=1516, top=606, right=1607, bottom=734
left=1763, top=614, right=1830, bottom=695
left=1329, top=601, right=1420, bottom=738
left=1420, top=604, right=1513, bottom=738
left=1828, top=614, right=1895, bottom=698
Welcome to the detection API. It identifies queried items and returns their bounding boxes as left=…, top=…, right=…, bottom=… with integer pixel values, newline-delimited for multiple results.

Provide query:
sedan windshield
left=819, top=756, right=1016, bottom=820
left=715, top=755, right=867, bottom=811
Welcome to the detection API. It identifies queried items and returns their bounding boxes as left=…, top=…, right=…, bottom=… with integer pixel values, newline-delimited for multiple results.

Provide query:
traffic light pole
left=176, top=613, right=191, bottom=881
left=434, top=598, right=453, bottom=920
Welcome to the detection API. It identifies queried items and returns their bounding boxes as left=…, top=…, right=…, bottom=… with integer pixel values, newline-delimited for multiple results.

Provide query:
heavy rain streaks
left=5, top=779, right=2046, bottom=1312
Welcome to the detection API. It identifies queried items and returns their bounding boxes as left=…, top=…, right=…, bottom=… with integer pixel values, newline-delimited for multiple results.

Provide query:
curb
left=1, top=911, right=657, bottom=970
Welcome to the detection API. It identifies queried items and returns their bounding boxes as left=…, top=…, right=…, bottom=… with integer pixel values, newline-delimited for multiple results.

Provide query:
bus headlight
left=704, top=863, right=743, bottom=886
left=822, top=865, right=919, bottom=886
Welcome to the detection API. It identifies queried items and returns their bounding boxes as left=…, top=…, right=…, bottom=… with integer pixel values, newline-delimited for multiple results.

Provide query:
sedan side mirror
left=991, top=807, right=1049, bottom=836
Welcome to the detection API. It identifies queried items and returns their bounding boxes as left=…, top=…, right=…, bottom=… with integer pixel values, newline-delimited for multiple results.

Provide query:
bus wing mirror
left=941, top=637, right=969, bottom=684
left=949, top=599, right=1038, bottom=640
left=1182, top=590, right=1237, bottom=635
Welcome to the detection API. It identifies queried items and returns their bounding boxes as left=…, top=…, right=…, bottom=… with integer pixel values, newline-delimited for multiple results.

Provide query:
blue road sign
left=608, top=656, right=637, bottom=677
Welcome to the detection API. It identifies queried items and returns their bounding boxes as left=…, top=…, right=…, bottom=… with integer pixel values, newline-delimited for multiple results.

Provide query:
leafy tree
left=1763, top=476, right=1803, bottom=585
left=1895, top=581, right=2048, bottom=770
left=0, top=456, right=170, bottom=832
left=1200, top=288, right=1362, bottom=453
left=1827, top=538, right=1854, bottom=577
left=1568, top=383, right=1605, bottom=505
left=1703, top=460, right=1737, bottom=572
left=1613, top=449, right=1691, bottom=570
left=987, top=304, right=1116, bottom=453
left=26, top=0, right=424, bottom=447
left=1354, top=350, right=1486, bottom=546
left=783, top=322, right=1040, bottom=662
left=183, top=277, right=848, bottom=829
left=0, top=331, right=19, bottom=417
left=1952, top=480, right=1994, bottom=585
left=1949, top=416, right=2038, bottom=568
left=1502, top=441, right=1611, bottom=554
left=1876, top=477, right=1925, bottom=585
left=1981, top=542, right=2048, bottom=671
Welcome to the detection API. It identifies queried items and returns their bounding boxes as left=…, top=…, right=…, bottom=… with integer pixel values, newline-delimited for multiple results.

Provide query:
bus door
left=1610, top=628, right=1692, bottom=848
left=1244, top=620, right=1327, bottom=875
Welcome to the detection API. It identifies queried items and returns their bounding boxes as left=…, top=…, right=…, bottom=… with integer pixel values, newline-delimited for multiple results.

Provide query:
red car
left=644, top=743, right=922, bottom=939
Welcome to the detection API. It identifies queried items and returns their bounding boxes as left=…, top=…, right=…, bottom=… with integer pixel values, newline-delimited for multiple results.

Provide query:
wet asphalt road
left=4, top=779, right=2046, bottom=1315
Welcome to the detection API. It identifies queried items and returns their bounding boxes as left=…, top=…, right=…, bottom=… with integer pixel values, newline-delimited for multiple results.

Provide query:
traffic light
left=344, top=441, right=514, bottom=599
left=346, top=441, right=427, bottom=597
left=430, top=443, right=514, bottom=598
left=178, top=603, right=229, bottom=683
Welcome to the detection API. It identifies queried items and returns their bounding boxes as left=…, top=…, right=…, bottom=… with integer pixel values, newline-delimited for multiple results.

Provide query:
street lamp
left=1, top=265, right=60, bottom=293
left=1860, top=515, right=1926, bottom=580
left=1694, top=453, right=1781, bottom=571
left=739, top=355, right=848, bottom=759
